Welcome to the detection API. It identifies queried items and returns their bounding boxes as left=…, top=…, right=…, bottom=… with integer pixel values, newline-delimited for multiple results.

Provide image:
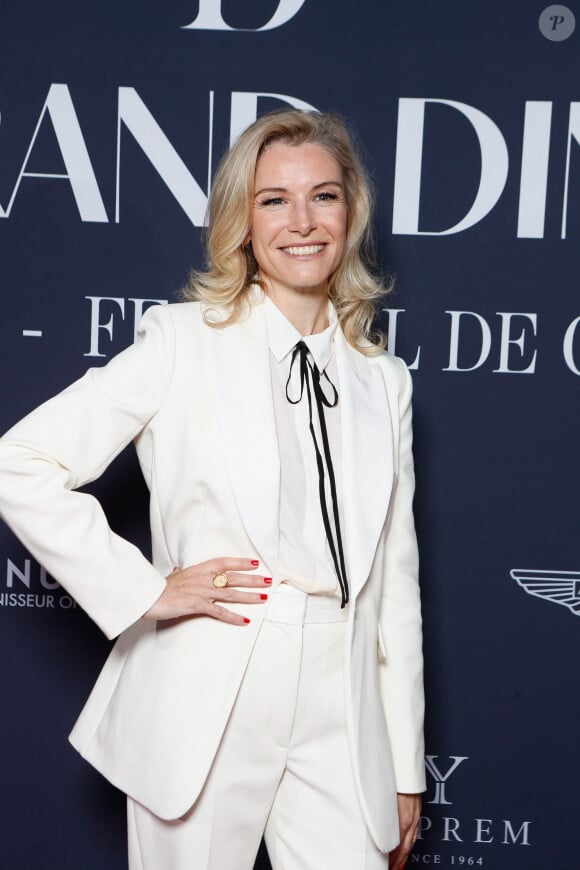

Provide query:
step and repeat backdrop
left=0, top=2, right=578, bottom=868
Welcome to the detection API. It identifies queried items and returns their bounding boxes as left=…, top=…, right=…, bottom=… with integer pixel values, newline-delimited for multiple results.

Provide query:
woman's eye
left=315, top=191, right=338, bottom=202
left=260, top=196, right=285, bottom=206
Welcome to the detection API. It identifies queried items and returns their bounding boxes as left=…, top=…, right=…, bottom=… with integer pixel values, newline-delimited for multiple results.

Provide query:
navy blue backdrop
left=1, top=2, right=579, bottom=867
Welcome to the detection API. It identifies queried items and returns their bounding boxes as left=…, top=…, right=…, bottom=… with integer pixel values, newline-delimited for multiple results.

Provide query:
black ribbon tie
left=285, top=340, right=349, bottom=608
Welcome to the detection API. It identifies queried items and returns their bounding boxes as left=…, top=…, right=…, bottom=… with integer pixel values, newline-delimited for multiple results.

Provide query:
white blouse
left=262, top=293, right=345, bottom=598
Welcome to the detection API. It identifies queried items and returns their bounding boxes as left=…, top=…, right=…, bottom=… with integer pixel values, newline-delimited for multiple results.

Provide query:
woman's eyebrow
left=312, top=180, right=343, bottom=189
left=255, top=180, right=344, bottom=196
left=254, top=186, right=287, bottom=196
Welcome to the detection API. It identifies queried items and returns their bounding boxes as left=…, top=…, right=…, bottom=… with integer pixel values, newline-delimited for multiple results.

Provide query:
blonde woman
left=0, top=110, right=425, bottom=869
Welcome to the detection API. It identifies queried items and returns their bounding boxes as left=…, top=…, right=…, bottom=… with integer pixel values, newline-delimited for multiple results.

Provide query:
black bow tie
left=286, top=341, right=349, bottom=608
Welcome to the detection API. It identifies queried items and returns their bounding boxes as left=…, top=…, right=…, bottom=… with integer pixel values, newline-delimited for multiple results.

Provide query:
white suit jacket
left=0, top=296, right=425, bottom=853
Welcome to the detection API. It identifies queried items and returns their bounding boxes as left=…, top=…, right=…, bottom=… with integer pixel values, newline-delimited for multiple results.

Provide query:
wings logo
left=510, top=569, right=580, bottom=616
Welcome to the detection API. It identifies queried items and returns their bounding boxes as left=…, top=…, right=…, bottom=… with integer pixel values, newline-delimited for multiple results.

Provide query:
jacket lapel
left=206, top=300, right=280, bottom=573
left=335, top=333, right=394, bottom=600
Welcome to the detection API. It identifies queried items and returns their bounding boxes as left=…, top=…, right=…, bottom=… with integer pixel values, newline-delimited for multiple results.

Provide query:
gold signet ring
left=212, top=572, right=229, bottom=589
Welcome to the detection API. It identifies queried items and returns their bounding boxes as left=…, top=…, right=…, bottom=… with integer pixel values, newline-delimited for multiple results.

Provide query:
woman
left=0, top=110, right=424, bottom=869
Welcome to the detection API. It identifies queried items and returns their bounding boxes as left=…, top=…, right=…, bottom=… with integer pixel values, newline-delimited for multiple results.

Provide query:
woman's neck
left=263, top=284, right=329, bottom=336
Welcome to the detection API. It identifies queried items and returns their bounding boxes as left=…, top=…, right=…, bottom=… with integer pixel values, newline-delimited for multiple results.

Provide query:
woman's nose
left=289, top=199, right=316, bottom=234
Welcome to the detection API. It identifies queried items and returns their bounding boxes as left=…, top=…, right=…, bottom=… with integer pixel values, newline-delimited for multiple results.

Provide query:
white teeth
left=282, top=244, right=324, bottom=256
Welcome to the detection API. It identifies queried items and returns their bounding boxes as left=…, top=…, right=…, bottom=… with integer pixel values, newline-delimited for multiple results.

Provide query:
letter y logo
left=425, top=755, right=468, bottom=805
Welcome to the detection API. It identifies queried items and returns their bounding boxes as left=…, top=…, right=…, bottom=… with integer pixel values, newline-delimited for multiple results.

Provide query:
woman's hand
left=144, top=557, right=271, bottom=626
left=388, top=792, right=421, bottom=869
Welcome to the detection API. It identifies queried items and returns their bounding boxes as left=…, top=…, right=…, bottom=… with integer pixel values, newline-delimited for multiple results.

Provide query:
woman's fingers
left=144, top=557, right=271, bottom=622
left=183, top=557, right=272, bottom=587
left=207, top=602, right=253, bottom=627
left=389, top=794, right=421, bottom=869
left=205, top=557, right=262, bottom=575
left=215, top=587, right=270, bottom=605
left=218, top=571, right=272, bottom=588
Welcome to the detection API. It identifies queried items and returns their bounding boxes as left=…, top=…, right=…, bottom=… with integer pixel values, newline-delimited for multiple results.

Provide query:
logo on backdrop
left=1, top=84, right=579, bottom=239
left=14, top=296, right=580, bottom=380
left=539, top=5, right=576, bottom=41
left=416, top=754, right=532, bottom=858
left=0, top=555, right=77, bottom=611
left=425, top=755, right=468, bottom=805
left=510, top=568, right=580, bottom=616
left=385, top=308, right=580, bottom=377
left=392, top=97, right=580, bottom=239
left=0, top=85, right=315, bottom=226
left=182, top=0, right=307, bottom=31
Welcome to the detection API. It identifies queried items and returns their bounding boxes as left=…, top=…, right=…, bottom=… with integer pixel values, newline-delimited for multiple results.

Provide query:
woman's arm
left=0, top=305, right=175, bottom=639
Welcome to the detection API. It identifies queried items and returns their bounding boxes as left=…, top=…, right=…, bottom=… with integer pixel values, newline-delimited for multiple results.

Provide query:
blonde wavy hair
left=182, top=109, right=390, bottom=354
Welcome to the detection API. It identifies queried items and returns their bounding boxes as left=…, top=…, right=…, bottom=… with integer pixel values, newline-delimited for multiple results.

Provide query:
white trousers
left=127, top=590, right=391, bottom=870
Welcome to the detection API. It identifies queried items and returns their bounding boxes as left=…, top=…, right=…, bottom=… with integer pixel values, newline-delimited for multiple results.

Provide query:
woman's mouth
left=281, top=244, right=325, bottom=256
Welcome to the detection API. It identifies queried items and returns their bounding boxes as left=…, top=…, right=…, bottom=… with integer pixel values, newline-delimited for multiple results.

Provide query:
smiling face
left=247, top=141, right=348, bottom=305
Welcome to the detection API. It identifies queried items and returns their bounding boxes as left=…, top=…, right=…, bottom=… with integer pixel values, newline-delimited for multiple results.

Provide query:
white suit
left=0, top=296, right=425, bottom=854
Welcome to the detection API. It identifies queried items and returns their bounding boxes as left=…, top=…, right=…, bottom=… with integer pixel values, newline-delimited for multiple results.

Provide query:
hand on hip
left=144, top=557, right=271, bottom=625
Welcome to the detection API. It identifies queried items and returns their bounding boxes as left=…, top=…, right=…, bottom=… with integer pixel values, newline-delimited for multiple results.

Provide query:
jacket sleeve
left=0, top=304, right=175, bottom=640
left=378, top=357, right=426, bottom=794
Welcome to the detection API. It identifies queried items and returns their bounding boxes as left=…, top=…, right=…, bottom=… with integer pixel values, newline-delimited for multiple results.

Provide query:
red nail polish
left=251, top=559, right=259, bottom=566
left=172, top=566, right=179, bottom=571
left=264, top=577, right=272, bottom=585
left=260, top=594, right=268, bottom=600
left=243, top=617, right=251, bottom=624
